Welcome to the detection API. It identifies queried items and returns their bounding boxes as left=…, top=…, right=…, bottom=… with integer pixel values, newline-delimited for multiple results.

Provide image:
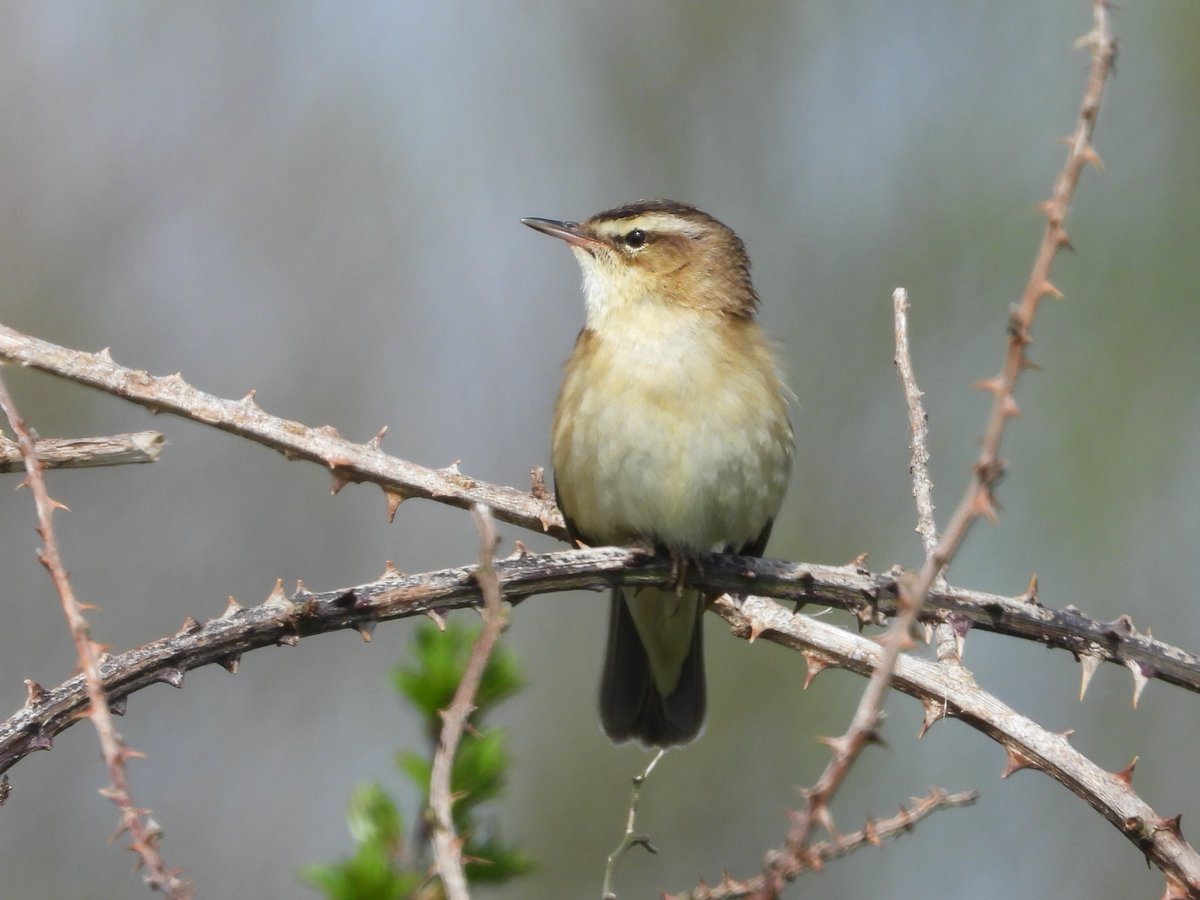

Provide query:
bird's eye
left=623, top=228, right=647, bottom=249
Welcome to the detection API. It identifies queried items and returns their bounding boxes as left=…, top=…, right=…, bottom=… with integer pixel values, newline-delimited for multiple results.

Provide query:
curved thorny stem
left=0, top=374, right=191, bottom=898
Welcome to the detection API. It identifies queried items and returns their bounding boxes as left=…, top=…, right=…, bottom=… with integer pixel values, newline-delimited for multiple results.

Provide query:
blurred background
left=1, top=3, right=1198, bottom=898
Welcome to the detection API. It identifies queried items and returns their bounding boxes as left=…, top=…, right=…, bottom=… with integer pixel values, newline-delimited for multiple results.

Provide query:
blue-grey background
left=1, top=3, right=1197, bottom=898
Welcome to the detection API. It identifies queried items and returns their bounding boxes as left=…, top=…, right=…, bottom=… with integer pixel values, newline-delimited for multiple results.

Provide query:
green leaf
left=392, top=622, right=524, bottom=732
left=396, top=751, right=431, bottom=792
left=306, top=619, right=530, bottom=896
left=464, top=836, right=535, bottom=883
left=345, top=784, right=402, bottom=847
left=452, top=729, right=508, bottom=816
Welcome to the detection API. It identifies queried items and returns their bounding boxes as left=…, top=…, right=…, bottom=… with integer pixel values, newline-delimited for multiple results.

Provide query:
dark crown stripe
left=590, top=199, right=716, bottom=224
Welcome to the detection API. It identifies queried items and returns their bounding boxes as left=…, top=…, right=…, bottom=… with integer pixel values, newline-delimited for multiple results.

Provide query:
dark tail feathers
left=599, top=589, right=705, bottom=747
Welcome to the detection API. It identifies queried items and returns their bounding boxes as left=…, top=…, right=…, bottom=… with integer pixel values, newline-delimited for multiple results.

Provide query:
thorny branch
left=0, top=326, right=1178, bottom=694
left=428, top=506, right=508, bottom=900
left=892, top=289, right=960, bottom=664
left=746, top=3, right=1122, bottom=895
left=6, top=549, right=1198, bottom=777
left=672, top=787, right=979, bottom=900
left=930, top=0, right=1116, bottom=585
left=0, top=324, right=564, bottom=541
left=2, top=546, right=1197, bottom=887
left=0, top=4, right=1186, bottom=894
left=750, top=290, right=951, bottom=893
left=891, top=289, right=938, bottom=562
left=695, top=287, right=978, bottom=898
left=0, top=374, right=190, bottom=898
left=0, top=431, right=164, bottom=471
left=711, top=593, right=1200, bottom=892
left=602, top=750, right=666, bottom=900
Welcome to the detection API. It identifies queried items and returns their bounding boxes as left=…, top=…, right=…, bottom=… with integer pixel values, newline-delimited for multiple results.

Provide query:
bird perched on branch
left=523, top=200, right=793, bottom=747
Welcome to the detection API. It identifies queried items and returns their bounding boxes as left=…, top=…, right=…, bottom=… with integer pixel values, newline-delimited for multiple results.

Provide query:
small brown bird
left=523, top=200, right=793, bottom=746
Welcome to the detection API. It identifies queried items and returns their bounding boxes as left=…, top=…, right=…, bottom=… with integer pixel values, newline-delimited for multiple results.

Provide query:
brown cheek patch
left=644, top=234, right=692, bottom=276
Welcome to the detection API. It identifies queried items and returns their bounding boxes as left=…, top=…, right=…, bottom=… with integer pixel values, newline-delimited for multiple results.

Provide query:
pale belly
left=552, top=330, right=792, bottom=554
